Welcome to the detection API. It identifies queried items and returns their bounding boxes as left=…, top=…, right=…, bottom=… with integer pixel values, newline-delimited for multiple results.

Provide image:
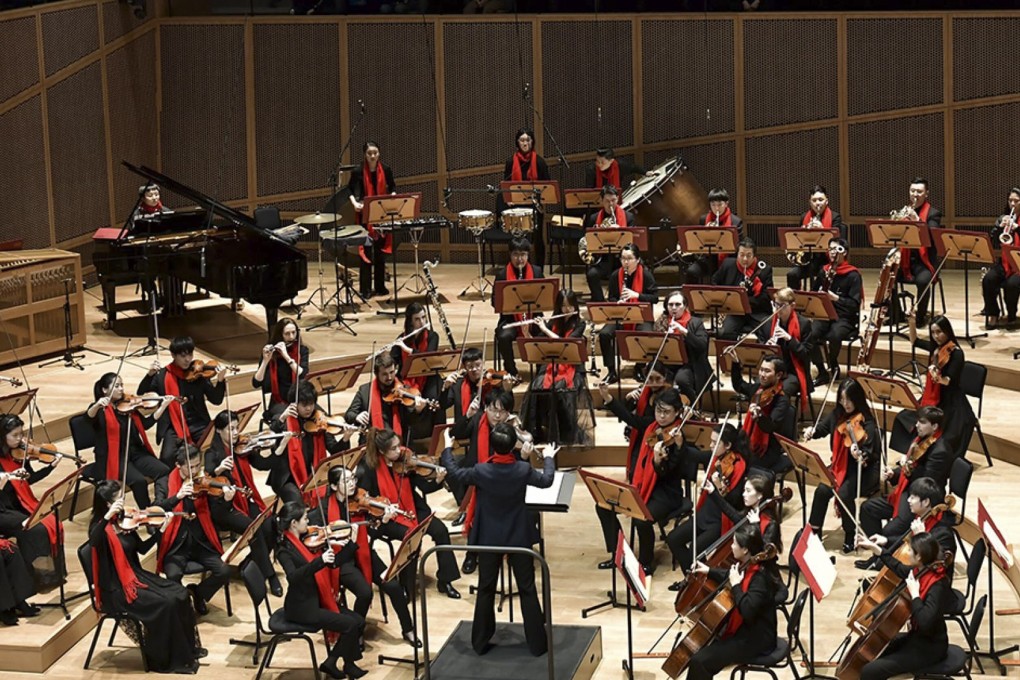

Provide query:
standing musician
left=803, top=378, right=881, bottom=554
left=88, top=480, right=205, bottom=673
left=767, top=287, right=813, bottom=410
left=596, top=385, right=696, bottom=575
left=852, top=532, right=951, bottom=680
left=727, top=353, right=794, bottom=474
left=493, top=237, right=544, bottom=379
left=684, top=188, right=744, bottom=285
left=501, top=128, right=550, bottom=267
left=252, top=317, right=308, bottom=413
left=583, top=185, right=633, bottom=303
left=981, top=186, right=1020, bottom=327
left=655, top=291, right=712, bottom=405
left=346, top=353, right=431, bottom=447
left=441, top=424, right=557, bottom=657
left=358, top=427, right=462, bottom=599
left=138, top=336, right=228, bottom=467
left=391, top=302, right=441, bottom=441
left=598, top=243, right=659, bottom=384
left=270, top=382, right=354, bottom=505
left=276, top=501, right=367, bottom=679
left=712, top=239, right=774, bottom=341
left=348, top=140, right=396, bottom=300
left=683, top=524, right=783, bottom=680
left=808, top=238, right=862, bottom=387
left=585, top=147, right=646, bottom=191
left=894, top=177, right=943, bottom=326
left=439, top=346, right=485, bottom=429
left=786, top=185, right=846, bottom=289
left=88, top=372, right=172, bottom=508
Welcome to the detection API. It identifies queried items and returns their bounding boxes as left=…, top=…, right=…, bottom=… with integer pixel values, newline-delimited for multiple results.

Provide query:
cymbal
left=320, top=225, right=368, bottom=241
left=294, top=212, right=341, bottom=225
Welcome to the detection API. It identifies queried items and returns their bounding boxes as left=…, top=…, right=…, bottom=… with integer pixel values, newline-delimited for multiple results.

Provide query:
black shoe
left=375, top=286, right=390, bottom=297
left=438, top=581, right=461, bottom=599
left=193, top=647, right=209, bottom=660
left=344, top=661, right=368, bottom=679
left=841, top=543, right=856, bottom=555
left=812, top=371, right=830, bottom=388
left=452, top=511, right=466, bottom=527
left=15, top=601, right=39, bottom=617
left=187, top=584, right=208, bottom=616
left=854, top=557, right=879, bottom=571
left=0, top=609, right=17, bottom=626
left=268, top=575, right=283, bottom=598
left=462, top=554, right=477, bottom=574
left=667, top=580, right=684, bottom=592
left=603, top=371, right=619, bottom=385
left=597, top=558, right=615, bottom=570
left=642, top=564, right=655, bottom=577
left=318, top=661, right=345, bottom=679
left=402, top=630, right=423, bottom=648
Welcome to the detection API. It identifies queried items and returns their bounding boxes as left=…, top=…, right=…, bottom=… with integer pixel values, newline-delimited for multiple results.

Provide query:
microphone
left=486, top=184, right=496, bottom=194
left=597, top=106, right=602, bottom=125
left=358, top=99, right=366, bottom=113
left=523, top=82, right=530, bottom=100
left=200, top=246, right=206, bottom=277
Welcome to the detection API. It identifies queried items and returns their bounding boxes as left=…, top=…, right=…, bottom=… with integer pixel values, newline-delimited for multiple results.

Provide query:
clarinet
left=422, top=260, right=457, bottom=349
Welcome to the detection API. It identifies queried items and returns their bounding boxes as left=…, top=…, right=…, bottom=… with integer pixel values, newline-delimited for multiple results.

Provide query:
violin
left=929, top=340, right=956, bottom=379
left=710, top=449, right=741, bottom=495
left=836, top=412, right=869, bottom=464
left=902, top=430, right=939, bottom=477
left=481, top=370, right=521, bottom=388
left=0, top=376, right=23, bottom=388
left=390, top=449, right=445, bottom=479
left=13, top=441, right=85, bottom=466
left=233, top=431, right=289, bottom=457
left=381, top=385, right=440, bottom=411
left=754, top=383, right=783, bottom=410
left=302, top=520, right=371, bottom=549
left=644, top=421, right=683, bottom=449
left=183, top=360, right=240, bottom=382
left=192, top=474, right=252, bottom=498
left=347, top=488, right=415, bottom=520
left=117, top=506, right=195, bottom=532
left=115, top=392, right=186, bottom=416
left=302, top=412, right=364, bottom=436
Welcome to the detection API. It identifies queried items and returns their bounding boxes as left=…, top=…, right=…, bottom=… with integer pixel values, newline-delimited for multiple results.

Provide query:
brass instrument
left=502, top=311, right=577, bottom=329
left=998, top=207, right=1017, bottom=245
left=707, top=211, right=720, bottom=227
left=422, top=260, right=457, bottom=349
left=579, top=210, right=616, bottom=265
left=890, top=204, right=919, bottom=221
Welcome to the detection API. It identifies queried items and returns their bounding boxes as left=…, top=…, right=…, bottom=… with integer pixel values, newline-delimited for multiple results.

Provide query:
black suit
left=582, top=211, right=637, bottom=302
left=441, top=447, right=555, bottom=656
left=671, top=315, right=713, bottom=404
left=493, top=263, right=545, bottom=376
left=344, top=380, right=415, bottom=447
left=786, top=210, right=846, bottom=289
left=808, top=265, right=862, bottom=375
left=860, top=437, right=951, bottom=539
left=772, top=311, right=814, bottom=404
left=347, top=164, right=397, bottom=297
left=685, top=213, right=744, bottom=284
left=731, top=366, right=795, bottom=473
left=896, top=203, right=942, bottom=321
left=712, top=257, right=775, bottom=340
left=138, top=368, right=226, bottom=466
left=598, top=264, right=659, bottom=373
left=982, top=217, right=1020, bottom=320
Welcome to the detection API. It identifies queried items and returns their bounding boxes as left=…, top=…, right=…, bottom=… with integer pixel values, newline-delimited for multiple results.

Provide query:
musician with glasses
left=808, top=238, right=861, bottom=387
left=981, top=187, right=1020, bottom=328
left=712, top=239, right=774, bottom=341
left=584, top=185, right=634, bottom=303
left=787, top=185, right=845, bottom=290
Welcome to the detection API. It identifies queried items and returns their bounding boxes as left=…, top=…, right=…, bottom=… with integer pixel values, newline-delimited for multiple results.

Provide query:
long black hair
left=90, top=479, right=122, bottom=532
left=833, top=377, right=874, bottom=424
left=733, top=523, right=782, bottom=588
left=928, top=315, right=958, bottom=348
left=0, top=414, right=23, bottom=453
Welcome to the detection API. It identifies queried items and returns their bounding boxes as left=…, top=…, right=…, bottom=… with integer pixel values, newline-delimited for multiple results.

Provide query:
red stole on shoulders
left=462, top=414, right=492, bottom=536
left=802, top=207, right=833, bottom=229
left=771, top=313, right=809, bottom=410
left=596, top=205, right=627, bottom=226
left=358, top=161, right=392, bottom=255
left=375, top=462, right=416, bottom=529
left=0, top=455, right=58, bottom=553
left=506, top=262, right=536, bottom=332
left=595, top=160, right=620, bottom=190
left=163, top=364, right=193, bottom=444
left=511, top=151, right=538, bottom=181
left=92, top=523, right=147, bottom=610
left=268, top=343, right=300, bottom=405
left=103, top=406, right=155, bottom=481
left=632, top=419, right=672, bottom=503
left=721, top=563, right=761, bottom=638
left=369, top=378, right=403, bottom=438
left=618, top=266, right=645, bottom=331
left=401, top=332, right=429, bottom=392
left=157, top=468, right=223, bottom=573
left=283, top=532, right=340, bottom=624
left=899, top=202, right=935, bottom=280
left=542, top=319, right=578, bottom=388
left=328, top=494, right=372, bottom=584
left=920, top=342, right=956, bottom=407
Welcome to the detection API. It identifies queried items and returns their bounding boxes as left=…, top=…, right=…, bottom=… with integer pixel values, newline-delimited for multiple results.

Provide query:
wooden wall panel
left=0, top=97, right=49, bottom=248
left=42, top=5, right=99, bottom=76
left=745, top=126, right=840, bottom=217
left=0, top=16, right=40, bottom=103
left=954, top=102, right=1020, bottom=217
left=102, top=0, right=154, bottom=43
left=847, top=17, right=943, bottom=116
left=953, top=17, right=1020, bottom=102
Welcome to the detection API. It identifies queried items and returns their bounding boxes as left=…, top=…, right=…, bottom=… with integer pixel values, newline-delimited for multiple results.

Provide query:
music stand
left=676, top=226, right=740, bottom=263
left=681, top=419, right=717, bottom=450
left=618, top=330, right=687, bottom=366
left=222, top=505, right=274, bottom=567
left=27, top=467, right=86, bottom=619
left=0, top=389, right=37, bottom=415
left=403, top=350, right=461, bottom=384
left=779, top=228, right=839, bottom=287
left=587, top=302, right=654, bottom=398
left=578, top=469, right=652, bottom=618
left=935, top=228, right=993, bottom=346
left=849, top=370, right=919, bottom=466
left=300, top=447, right=366, bottom=499
left=684, top=285, right=751, bottom=337
left=865, top=219, right=931, bottom=332
left=767, top=288, right=838, bottom=322
left=492, top=278, right=559, bottom=323
left=305, top=362, right=365, bottom=414
left=777, top=435, right=837, bottom=528
left=564, top=189, right=602, bottom=211
left=379, top=513, right=435, bottom=671
left=584, top=227, right=635, bottom=269
left=559, top=190, right=602, bottom=288
left=364, top=192, right=421, bottom=323
left=428, top=424, right=467, bottom=458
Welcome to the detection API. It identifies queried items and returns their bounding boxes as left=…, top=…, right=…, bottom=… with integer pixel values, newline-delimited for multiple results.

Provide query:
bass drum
left=621, top=156, right=710, bottom=258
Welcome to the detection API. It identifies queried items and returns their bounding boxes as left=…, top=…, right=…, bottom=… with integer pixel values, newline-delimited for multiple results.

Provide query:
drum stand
left=397, top=226, right=429, bottom=295
left=289, top=228, right=328, bottom=320
left=306, top=240, right=359, bottom=335
left=460, top=234, right=492, bottom=300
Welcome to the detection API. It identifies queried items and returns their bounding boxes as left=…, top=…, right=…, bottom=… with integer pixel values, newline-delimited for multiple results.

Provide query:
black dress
left=0, top=539, right=34, bottom=611
left=0, top=454, right=57, bottom=578
left=91, top=405, right=170, bottom=508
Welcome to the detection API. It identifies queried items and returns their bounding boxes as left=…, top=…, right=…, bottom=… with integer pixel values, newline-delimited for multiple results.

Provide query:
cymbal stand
left=306, top=238, right=358, bottom=336
left=397, top=226, right=429, bottom=295
left=289, top=225, right=328, bottom=320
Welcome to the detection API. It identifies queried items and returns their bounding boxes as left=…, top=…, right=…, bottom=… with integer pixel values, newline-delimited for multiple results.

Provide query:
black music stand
left=403, top=350, right=461, bottom=386
left=29, top=467, right=86, bottom=619
left=865, top=219, right=932, bottom=334
left=587, top=302, right=654, bottom=398
left=849, top=370, right=919, bottom=468
left=766, top=288, right=838, bottom=322
left=777, top=435, right=837, bottom=528
left=935, top=228, right=993, bottom=346
left=305, top=362, right=365, bottom=414
left=365, top=192, right=421, bottom=323
left=378, top=513, right=435, bottom=671
left=976, top=500, right=1020, bottom=673
left=779, top=227, right=840, bottom=288
left=617, top=330, right=687, bottom=367
left=578, top=469, right=652, bottom=618
left=684, top=285, right=751, bottom=336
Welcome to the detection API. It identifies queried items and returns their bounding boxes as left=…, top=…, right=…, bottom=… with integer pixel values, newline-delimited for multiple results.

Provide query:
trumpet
left=369, top=324, right=431, bottom=359
left=502, top=311, right=577, bottom=329
left=999, top=208, right=1017, bottom=245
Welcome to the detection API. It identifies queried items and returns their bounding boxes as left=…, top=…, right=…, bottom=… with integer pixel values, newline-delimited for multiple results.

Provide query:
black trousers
left=860, top=632, right=945, bottom=680
left=585, top=257, right=616, bottom=302
left=495, top=325, right=521, bottom=375
left=163, top=536, right=231, bottom=605
left=595, top=489, right=689, bottom=568
left=359, top=238, right=388, bottom=296
left=719, top=313, right=770, bottom=341
left=808, top=466, right=878, bottom=547
left=599, top=321, right=654, bottom=372
left=898, top=261, right=934, bottom=319
left=339, top=552, right=413, bottom=633
left=981, top=263, right=1020, bottom=319
left=666, top=517, right=721, bottom=574
left=860, top=493, right=910, bottom=539
left=375, top=517, right=460, bottom=585
left=473, top=552, right=546, bottom=656
left=809, top=317, right=856, bottom=372
left=0, top=510, right=52, bottom=573
left=290, top=605, right=364, bottom=666
left=0, top=543, right=34, bottom=610
left=122, top=454, right=170, bottom=508
left=687, top=632, right=777, bottom=680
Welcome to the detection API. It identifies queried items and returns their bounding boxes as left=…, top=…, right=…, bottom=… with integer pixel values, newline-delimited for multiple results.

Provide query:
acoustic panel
left=848, top=112, right=944, bottom=217
left=745, top=126, right=840, bottom=217
left=848, top=17, right=943, bottom=116
left=0, top=97, right=48, bottom=249
left=641, top=18, right=735, bottom=143
left=48, top=62, right=109, bottom=240
left=42, top=5, right=99, bottom=77
left=107, top=30, right=158, bottom=220
left=347, top=22, right=437, bottom=179
left=740, top=224, right=784, bottom=252
left=0, top=16, right=40, bottom=103
left=254, top=23, right=340, bottom=198
left=953, top=17, right=1020, bottom=102
left=159, top=24, right=247, bottom=204
left=645, top=142, right=736, bottom=217
left=103, top=0, right=153, bottom=44
left=541, top=19, right=633, bottom=155
left=744, top=18, right=838, bottom=130
left=444, top=21, right=533, bottom=172
left=953, top=102, right=1020, bottom=217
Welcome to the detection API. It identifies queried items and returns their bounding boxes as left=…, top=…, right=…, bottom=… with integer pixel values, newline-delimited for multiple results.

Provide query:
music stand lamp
left=849, top=370, right=919, bottom=468
left=305, top=362, right=365, bottom=414
left=776, top=435, right=838, bottom=528
left=364, top=192, right=421, bottom=323
left=778, top=228, right=839, bottom=289
left=577, top=469, right=652, bottom=618
left=586, top=302, right=654, bottom=400
left=28, top=468, right=87, bottom=619
left=935, top=228, right=993, bottom=346
left=378, top=514, right=435, bottom=671
left=865, top=220, right=931, bottom=336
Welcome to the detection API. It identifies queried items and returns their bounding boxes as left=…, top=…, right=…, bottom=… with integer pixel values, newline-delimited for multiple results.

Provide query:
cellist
left=855, top=477, right=956, bottom=571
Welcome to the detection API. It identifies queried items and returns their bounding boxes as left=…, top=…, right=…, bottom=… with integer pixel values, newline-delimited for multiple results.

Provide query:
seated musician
left=583, top=185, right=633, bottom=303
left=131, top=183, right=170, bottom=225
left=270, top=382, right=354, bottom=505
left=712, top=238, right=774, bottom=341
left=0, top=414, right=60, bottom=584
left=982, top=187, right=1020, bottom=327
left=138, top=336, right=228, bottom=466
left=655, top=290, right=712, bottom=406
left=88, top=372, right=172, bottom=508
left=0, top=533, right=36, bottom=626
left=808, top=238, right=862, bottom=386
left=205, top=410, right=281, bottom=597
left=727, top=353, right=794, bottom=473
left=500, top=129, right=550, bottom=267
left=585, top=147, right=646, bottom=191
left=391, top=302, right=441, bottom=441
left=252, top=317, right=308, bottom=414
left=860, top=407, right=950, bottom=548
left=803, top=378, right=881, bottom=554
left=275, top=502, right=367, bottom=680
left=684, top=188, right=743, bottom=285
left=683, top=524, right=783, bottom=680
left=894, top=177, right=943, bottom=326
left=439, top=346, right=485, bottom=429
left=521, top=289, right=596, bottom=446
left=786, top=185, right=845, bottom=290
left=345, top=352, right=430, bottom=447
left=307, top=466, right=420, bottom=648
left=852, top=532, right=951, bottom=680
left=348, top=140, right=397, bottom=299
left=666, top=423, right=750, bottom=589
left=358, top=427, right=461, bottom=599
left=494, top=237, right=544, bottom=380
left=596, top=385, right=696, bottom=575
left=856, top=476, right=956, bottom=571
left=716, top=470, right=782, bottom=551
left=767, top=287, right=813, bottom=410
left=598, top=243, right=659, bottom=384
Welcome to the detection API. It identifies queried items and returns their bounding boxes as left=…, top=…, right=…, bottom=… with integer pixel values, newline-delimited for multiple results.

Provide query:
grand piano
left=94, top=163, right=308, bottom=331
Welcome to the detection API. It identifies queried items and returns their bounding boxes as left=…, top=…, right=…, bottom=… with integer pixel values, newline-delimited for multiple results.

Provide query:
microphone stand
left=525, top=84, right=568, bottom=271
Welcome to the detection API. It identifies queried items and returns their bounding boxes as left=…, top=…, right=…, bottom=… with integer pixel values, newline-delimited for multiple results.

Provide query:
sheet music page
left=526, top=470, right=567, bottom=506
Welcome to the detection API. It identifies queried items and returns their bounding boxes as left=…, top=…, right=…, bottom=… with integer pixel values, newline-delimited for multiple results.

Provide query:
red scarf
left=329, top=494, right=371, bottom=584
left=92, top=523, right=147, bottom=610
left=705, top=207, right=733, bottom=227
left=618, top=265, right=645, bottom=331
left=157, top=468, right=223, bottom=572
left=284, top=416, right=328, bottom=497
left=899, top=202, right=935, bottom=280
left=596, top=205, right=627, bottom=227
left=912, top=563, right=946, bottom=630
left=369, top=378, right=403, bottom=438
left=140, top=200, right=164, bottom=214
left=506, top=262, right=536, bottom=331
left=103, top=406, right=155, bottom=481
left=462, top=414, right=492, bottom=536
left=459, top=378, right=477, bottom=416
left=401, top=331, right=429, bottom=392
left=0, top=455, right=58, bottom=553
left=542, top=318, right=578, bottom=388
left=802, top=207, right=833, bottom=229
left=632, top=419, right=673, bottom=503
left=708, top=455, right=747, bottom=534
left=358, top=161, right=392, bottom=255
left=822, top=260, right=863, bottom=301
left=626, top=387, right=653, bottom=465
left=231, top=450, right=266, bottom=513
left=741, top=261, right=764, bottom=297
left=268, top=343, right=300, bottom=405
left=920, top=342, right=956, bottom=407
left=771, top=313, right=809, bottom=410
left=888, top=430, right=941, bottom=516
left=595, top=160, right=620, bottom=190
left=163, top=364, right=193, bottom=444
left=283, top=531, right=340, bottom=641
left=0, top=538, right=11, bottom=552
left=375, top=462, right=416, bottom=529
left=1002, top=233, right=1020, bottom=276
left=829, top=420, right=852, bottom=490
left=510, top=151, right=538, bottom=181
left=722, top=563, right=761, bottom=638
left=742, top=385, right=781, bottom=457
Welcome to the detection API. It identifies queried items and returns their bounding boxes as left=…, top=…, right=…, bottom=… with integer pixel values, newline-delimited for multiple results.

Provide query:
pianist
left=132, top=183, right=171, bottom=223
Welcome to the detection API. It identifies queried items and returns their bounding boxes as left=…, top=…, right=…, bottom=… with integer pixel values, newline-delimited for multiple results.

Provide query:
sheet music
left=526, top=470, right=572, bottom=507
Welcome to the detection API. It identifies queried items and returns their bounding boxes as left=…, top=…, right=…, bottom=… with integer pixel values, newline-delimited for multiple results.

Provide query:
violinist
left=138, top=336, right=228, bottom=466
left=88, top=480, right=205, bottom=673
left=275, top=502, right=367, bottom=679
left=599, top=243, right=659, bottom=384
left=852, top=532, right=951, bottom=680
left=596, top=386, right=697, bottom=575
left=252, top=317, right=308, bottom=411
left=666, top=423, right=750, bottom=590
left=711, top=238, right=773, bottom=341
left=270, top=382, right=354, bottom=505
left=728, top=353, right=794, bottom=473
left=440, top=424, right=557, bottom=657
left=860, top=407, right=950, bottom=548
left=346, top=353, right=429, bottom=446
left=894, top=177, right=942, bottom=327
left=893, top=315, right=976, bottom=461
left=808, top=238, right=862, bottom=386
left=855, top=477, right=957, bottom=571
left=804, top=378, right=881, bottom=554
left=583, top=185, right=632, bottom=303
left=786, top=185, right=845, bottom=290
left=494, top=237, right=544, bottom=380
left=521, top=289, right=596, bottom=446
left=767, top=287, right=813, bottom=411
left=391, top=302, right=441, bottom=440
left=655, top=291, right=712, bottom=406
left=438, top=346, right=484, bottom=427
left=204, top=410, right=281, bottom=597
left=87, top=373, right=172, bottom=508
left=0, top=531, right=35, bottom=626
left=982, top=187, right=1020, bottom=327
left=307, top=466, right=419, bottom=648
left=358, top=427, right=461, bottom=599
left=684, top=188, right=743, bottom=285
left=684, top=524, right=782, bottom=680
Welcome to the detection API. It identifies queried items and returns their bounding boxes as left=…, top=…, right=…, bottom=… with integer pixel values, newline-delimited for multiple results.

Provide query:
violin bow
left=637, top=318, right=676, bottom=396
left=723, top=301, right=788, bottom=357
left=808, top=372, right=837, bottom=438
left=691, top=411, right=732, bottom=574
